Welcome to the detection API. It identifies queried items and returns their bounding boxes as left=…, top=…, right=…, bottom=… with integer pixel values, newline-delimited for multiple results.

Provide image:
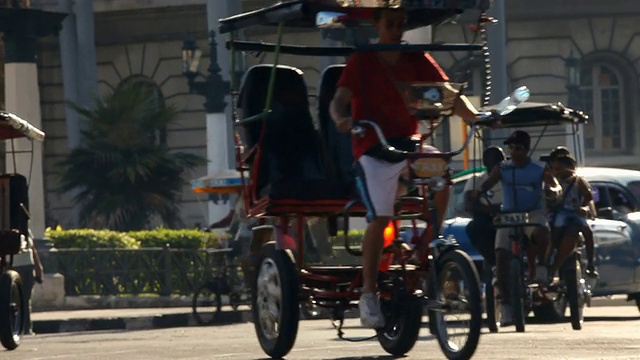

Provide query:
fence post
left=161, top=244, right=172, bottom=296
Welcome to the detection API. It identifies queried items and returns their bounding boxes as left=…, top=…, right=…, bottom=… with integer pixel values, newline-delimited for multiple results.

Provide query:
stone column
left=4, top=39, right=46, bottom=239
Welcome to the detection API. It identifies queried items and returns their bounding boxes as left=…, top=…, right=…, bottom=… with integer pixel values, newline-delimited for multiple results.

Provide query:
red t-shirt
left=336, top=52, right=449, bottom=160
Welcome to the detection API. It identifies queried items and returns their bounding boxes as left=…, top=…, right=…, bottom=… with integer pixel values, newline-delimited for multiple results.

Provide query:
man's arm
left=577, top=177, right=597, bottom=218
left=542, top=166, right=563, bottom=199
left=329, top=87, right=353, bottom=133
left=479, top=165, right=502, bottom=194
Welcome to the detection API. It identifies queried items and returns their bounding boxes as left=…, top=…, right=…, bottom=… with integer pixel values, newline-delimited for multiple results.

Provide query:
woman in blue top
left=473, top=130, right=562, bottom=326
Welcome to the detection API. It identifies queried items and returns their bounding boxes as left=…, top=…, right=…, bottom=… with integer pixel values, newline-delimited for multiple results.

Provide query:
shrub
left=128, top=228, right=227, bottom=249
left=46, top=227, right=231, bottom=249
left=47, top=228, right=141, bottom=249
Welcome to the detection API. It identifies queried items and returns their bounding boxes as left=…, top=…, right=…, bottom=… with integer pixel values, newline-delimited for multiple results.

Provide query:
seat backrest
left=237, top=64, right=325, bottom=196
left=0, top=173, right=29, bottom=236
left=317, top=64, right=353, bottom=182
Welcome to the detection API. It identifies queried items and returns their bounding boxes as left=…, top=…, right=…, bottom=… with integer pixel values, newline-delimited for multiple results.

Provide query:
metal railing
left=44, top=246, right=235, bottom=296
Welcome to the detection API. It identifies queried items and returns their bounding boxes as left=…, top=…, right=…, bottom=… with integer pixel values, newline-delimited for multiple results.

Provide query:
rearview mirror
left=316, top=11, right=347, bottom=29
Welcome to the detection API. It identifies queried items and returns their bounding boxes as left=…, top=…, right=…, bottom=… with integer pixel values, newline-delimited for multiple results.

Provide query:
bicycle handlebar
left=351, top=111, right=496, bottom=161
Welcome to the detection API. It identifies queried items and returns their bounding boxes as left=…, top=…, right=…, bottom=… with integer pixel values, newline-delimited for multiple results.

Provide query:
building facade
left=1, top=0, right=638, bottom=229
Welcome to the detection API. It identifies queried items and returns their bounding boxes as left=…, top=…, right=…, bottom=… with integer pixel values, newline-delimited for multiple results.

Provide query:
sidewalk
left=31, top=306, right=252, bottom=334
left=30, top=296, right=633, bottom=335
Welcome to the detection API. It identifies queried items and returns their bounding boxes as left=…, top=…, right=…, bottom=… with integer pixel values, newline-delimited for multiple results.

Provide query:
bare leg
left=550, top=226, right=579, bottom=276
left=362, top=216, right=391, bottom=293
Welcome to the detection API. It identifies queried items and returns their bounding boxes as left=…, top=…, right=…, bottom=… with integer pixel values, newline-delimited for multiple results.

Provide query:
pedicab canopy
left=0, top=111, right=46, bottom=142
left=191, top=169, right=244, bottom=194
left=219, top=0, right=491, bottom=40
left=476, top=102, right=589, bottom=128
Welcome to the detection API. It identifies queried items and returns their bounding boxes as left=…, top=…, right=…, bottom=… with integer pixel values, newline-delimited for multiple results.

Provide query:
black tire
left=483, top=263, right=499, bottom=333
left=377, top=292, right=423, bottom=356
left=509, top=258, right=526, bottom=333
left=252, top=242, right=299, bottom=359
left=192, top=280, right=223, bottom=325
left=485, top=277, right=499, bottom=333
left=565, top=254, right=584, bottom=330
left=431, top=250, right=483, bottom=360
left=0, top=270, right=25, bottom=350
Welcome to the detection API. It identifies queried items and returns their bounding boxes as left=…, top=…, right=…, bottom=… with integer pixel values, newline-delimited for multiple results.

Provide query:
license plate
left=409, top=157, right=448, bottom=178
left=495, top=213, right=529, bottom=225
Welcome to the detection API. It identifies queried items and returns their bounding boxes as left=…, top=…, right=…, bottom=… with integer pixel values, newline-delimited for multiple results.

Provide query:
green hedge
left=46, top=227, right=231, bottom=249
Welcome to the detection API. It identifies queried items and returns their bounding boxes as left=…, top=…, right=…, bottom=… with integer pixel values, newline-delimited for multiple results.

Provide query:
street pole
left=203, top=0, right=234, bottom=225
left=487, top=0, right=509, bottom=144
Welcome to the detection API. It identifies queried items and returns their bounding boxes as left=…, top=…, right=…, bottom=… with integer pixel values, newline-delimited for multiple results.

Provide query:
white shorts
left=354, top=155, right=407, bottom=222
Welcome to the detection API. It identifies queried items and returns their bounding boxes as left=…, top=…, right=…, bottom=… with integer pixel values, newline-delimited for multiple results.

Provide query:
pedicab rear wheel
left=0, top=270, right=25, bottom=350
left=252, top=242, right=299, bottom=359
left=377, top=290, right=423, bottom=356
left=431, top=250, right=482, bottom=360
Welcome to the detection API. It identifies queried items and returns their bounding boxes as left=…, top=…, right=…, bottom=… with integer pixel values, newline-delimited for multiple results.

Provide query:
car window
left=608, top=186, right=634, bottom=215
left=447, top=179, right=469, bottom=219
left=592, top=185, right=607, bottom=210
left=625, top=181, right=640, bottom=204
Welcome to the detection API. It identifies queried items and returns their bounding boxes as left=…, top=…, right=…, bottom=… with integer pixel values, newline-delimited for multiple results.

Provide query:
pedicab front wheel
left=377, top=289, right=423, bottom=356
left=430, top=249, right=483, bottom=360
left=252, top=242, right=299, bottom=359
left=0, top=270, right=25, bottom=351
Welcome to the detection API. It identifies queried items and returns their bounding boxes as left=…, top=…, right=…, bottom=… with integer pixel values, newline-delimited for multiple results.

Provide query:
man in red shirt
left=330, top=6, right=481, bottom=328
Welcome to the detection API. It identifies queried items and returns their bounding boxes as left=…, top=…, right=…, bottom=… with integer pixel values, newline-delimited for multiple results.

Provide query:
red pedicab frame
left=217, top=1, right=495, bottom=359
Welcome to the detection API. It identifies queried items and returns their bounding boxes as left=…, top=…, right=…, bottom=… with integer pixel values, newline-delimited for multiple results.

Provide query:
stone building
left=1, top=0, right=639, bottom=229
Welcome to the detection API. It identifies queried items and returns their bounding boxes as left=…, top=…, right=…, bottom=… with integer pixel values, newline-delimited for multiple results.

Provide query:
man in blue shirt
left=473, top=130, right=561, bottom=326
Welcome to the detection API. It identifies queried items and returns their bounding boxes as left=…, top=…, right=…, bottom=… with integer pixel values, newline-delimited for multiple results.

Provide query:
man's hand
left=335, top=116, right=353, bottom=133
left=35, top=266, right=44, bottom=284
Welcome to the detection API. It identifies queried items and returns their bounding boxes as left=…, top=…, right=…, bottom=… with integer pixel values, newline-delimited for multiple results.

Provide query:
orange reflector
left=383, top=221, right=396, bottom=247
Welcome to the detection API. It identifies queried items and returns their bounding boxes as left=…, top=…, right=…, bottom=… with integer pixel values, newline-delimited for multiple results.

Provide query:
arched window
left=579, top=63, right=625, bottom=152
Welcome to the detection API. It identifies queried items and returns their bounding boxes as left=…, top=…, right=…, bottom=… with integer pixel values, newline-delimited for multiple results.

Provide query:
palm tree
left=57, top=81, right=206, bottom=231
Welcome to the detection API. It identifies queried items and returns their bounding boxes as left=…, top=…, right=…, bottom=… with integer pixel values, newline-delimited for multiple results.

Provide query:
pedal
left=423, top=298, right=447, bottom=311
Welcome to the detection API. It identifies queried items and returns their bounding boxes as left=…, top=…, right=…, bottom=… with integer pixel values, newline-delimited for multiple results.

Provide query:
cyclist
left=473, top=130, right=562, bottom=325
left=548, top=152, right=598, bottom=280
left=464, top=146, right=505, bottom=268
left=330, top=5, right=481, bottom=328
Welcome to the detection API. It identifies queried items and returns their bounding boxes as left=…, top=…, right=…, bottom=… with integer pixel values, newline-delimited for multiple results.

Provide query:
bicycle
left=192, top=243, right=250, bottom=325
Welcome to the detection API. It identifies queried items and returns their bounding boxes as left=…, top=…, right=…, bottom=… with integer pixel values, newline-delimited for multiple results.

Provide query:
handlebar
left=351, top=111, right=497, bottom=161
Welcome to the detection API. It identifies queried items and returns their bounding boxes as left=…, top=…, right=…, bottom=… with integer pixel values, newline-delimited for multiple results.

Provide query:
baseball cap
left=549, top=146, right=571, bottom=161
left=504, top=130, right=531, bottom=149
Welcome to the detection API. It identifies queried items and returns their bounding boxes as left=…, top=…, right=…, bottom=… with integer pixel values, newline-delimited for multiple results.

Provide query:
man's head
left=483, top=145, right=505, bottom=171
left=551, top=154, right=577, bottom=179
left=504, top=130, right=530, bottom=162
left=372, top=6, right=406, bottom=44
left=549, top=146, right=571, bottom=162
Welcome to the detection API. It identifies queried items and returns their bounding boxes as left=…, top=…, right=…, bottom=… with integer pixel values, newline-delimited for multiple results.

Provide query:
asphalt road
left=6, top=306, right=640, bottom=360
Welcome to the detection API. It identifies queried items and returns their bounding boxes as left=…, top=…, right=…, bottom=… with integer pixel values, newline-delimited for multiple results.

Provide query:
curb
left=33, top=309, right=253, bottom=334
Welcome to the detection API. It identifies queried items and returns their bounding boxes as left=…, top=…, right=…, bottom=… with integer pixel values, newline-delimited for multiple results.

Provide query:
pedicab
left=215, top=1, right=504, bottom=359
left=467, top=101, right=592, bottom=332
left=0, top=111, right=45, bottom=350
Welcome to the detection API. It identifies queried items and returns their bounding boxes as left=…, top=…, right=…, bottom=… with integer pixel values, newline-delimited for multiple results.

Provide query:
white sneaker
left=500, top=303, right=513, bottom=327
left=359, top=292, right=385, bottom=329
